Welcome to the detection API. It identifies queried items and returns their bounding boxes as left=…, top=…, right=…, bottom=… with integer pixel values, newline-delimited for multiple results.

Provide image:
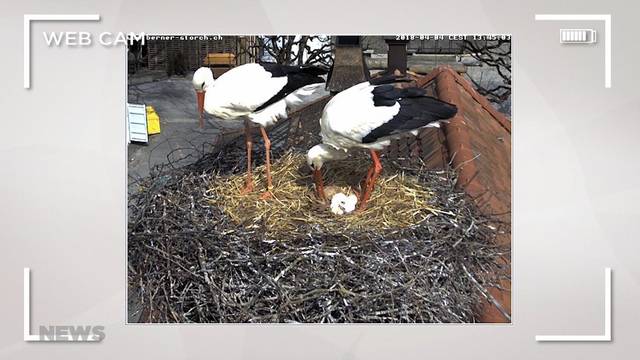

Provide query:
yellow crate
left=146, top=106, right=161, bottom=135
left=203, top=53, right=235, bottom=66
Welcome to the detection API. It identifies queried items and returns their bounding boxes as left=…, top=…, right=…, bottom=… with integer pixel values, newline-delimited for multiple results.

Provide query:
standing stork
left=192, top=63, right=327, bottom=198
left=307, top=76, right=458, bottom=211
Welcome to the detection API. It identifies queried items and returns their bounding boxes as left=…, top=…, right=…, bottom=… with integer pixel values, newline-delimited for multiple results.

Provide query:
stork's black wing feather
left=254, top=63, right=327, bottom=111
left=362, top=86, right=457, bottom=143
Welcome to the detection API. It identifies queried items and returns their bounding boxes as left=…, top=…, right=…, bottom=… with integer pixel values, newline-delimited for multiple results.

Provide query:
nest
left=207, top=152, right=441, bottom=236
left=128, top=143, right=510, bottom=323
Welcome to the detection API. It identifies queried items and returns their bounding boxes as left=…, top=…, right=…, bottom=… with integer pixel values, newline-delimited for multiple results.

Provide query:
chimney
left=327, top=36, right=370, bottom=93
left=384, top=37, right=409, bottom=74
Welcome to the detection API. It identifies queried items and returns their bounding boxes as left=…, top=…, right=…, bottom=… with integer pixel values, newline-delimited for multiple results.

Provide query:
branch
left=462, top=39, right=511, bottom=103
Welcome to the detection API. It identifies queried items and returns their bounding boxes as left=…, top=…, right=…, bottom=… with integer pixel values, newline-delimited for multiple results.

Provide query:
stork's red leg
left=240, top=120, right=254, bottom=194
left=196, top=90, right=205, bottom=129
left=351, top=165, right=373, bottom=199
left=313, top=168, right=326, bottom=202
left=357, top=150, right=383, bottom=211
left=356, top=163, right=374, bottom=205
left=259, top=126, right=273, bottom=199
left=360, top=166, right=374, bottom=192
left=352, top=166, right=373, bottom=199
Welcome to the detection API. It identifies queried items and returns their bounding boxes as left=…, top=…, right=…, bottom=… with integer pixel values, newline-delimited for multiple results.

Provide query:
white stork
left=192, top=63, right=327, bottom=198
left=307, top=75, right=458, bottom=211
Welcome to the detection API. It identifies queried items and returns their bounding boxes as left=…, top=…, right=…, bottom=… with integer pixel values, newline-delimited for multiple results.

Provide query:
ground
left=127, top=71, right=243, bottom=194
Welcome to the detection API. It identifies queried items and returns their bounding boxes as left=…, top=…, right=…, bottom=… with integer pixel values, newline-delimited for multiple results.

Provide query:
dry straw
left=207, top=152, right=441, bottom=236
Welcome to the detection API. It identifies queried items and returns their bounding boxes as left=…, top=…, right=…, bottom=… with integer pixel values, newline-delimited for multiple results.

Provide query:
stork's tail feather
left=362, top=91, right=458, bottom=144
left=407, top=96, right=458, bottom=119
left=254, top=64, right=327, bottom=112
left=398, top=87, right=427, bottom=98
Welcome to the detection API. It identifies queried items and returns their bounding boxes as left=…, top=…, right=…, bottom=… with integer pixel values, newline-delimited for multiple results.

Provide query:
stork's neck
left=202, top=75, right=215, bottom=91
left=316, top=143, right=348, bottom=162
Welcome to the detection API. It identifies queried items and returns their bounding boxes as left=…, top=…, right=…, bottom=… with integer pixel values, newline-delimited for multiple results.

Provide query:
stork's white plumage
left=192, top=63, right=327, bottom=197
left=307, top=75, right=458, bottom=210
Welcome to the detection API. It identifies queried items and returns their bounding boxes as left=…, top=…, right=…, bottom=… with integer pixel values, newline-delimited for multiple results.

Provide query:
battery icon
left=560, top=29, right=597, bottom=44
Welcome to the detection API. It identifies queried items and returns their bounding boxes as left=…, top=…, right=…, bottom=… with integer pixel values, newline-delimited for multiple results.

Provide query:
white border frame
left=24, top=268, right=102, bottom=342
left=535, top=268, right=612, bottom=342
left=23, top=14, right=100, bottom=89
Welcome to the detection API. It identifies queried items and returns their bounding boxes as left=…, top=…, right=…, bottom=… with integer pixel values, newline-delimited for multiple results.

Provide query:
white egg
left=330, top=193, right=358, bottom=215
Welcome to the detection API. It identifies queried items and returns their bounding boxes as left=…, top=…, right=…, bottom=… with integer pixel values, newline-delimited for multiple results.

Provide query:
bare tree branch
left=238, top=36, right=333, bottom=68
left=462, top=39, right=511, bottom=103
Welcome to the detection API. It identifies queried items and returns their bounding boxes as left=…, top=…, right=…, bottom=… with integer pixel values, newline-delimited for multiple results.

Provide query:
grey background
left=0, top=0, right=638, bottom=358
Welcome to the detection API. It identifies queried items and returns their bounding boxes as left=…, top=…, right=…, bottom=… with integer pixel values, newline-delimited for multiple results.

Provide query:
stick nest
left=207, top=152, right=440, bottom=236
left=128, top=144, right=510, bottom=323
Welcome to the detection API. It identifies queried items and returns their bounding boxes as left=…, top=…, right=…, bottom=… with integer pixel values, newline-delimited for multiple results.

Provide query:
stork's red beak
left=313, top=168, right=326, bottom=202
left=196, top=90, right=205, bottom=128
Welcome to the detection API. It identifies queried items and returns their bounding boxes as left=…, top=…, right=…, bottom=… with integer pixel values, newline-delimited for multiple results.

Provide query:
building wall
left=147, top=37, right=238, bottom=72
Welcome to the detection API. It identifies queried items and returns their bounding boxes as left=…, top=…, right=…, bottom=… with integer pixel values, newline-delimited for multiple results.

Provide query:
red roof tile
left=422, top=66, right=511, bottom=322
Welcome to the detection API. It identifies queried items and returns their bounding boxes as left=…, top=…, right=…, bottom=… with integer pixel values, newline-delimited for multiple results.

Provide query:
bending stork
left=192, top=63, right=327, bottom=197
left=307, top=76, right=458, bottom=210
